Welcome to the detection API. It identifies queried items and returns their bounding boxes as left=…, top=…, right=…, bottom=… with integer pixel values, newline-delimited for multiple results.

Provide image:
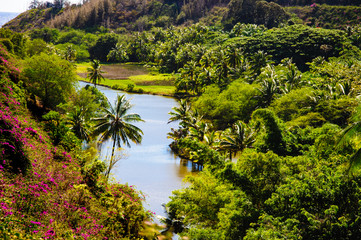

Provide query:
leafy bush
left=194, top=81, right=258, bottom=128
left=226, top=24, right=346, bottom=70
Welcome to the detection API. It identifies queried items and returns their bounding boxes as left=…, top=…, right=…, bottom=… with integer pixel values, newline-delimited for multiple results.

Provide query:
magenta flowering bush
left=0, top=45, right=20, bottom=83
left=0, top=42, right=151, bottom=239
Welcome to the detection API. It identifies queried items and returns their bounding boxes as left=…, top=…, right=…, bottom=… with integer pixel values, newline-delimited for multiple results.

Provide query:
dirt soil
left=78, top=64, right=148, bottom=79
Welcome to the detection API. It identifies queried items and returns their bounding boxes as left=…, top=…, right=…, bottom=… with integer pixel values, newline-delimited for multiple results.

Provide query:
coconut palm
left=248, top=50, right=271, bottom=82
left=189, top=121, right=209, bottom=142
left=107, top=43, right=129, bottom=62
left=255, top=79, right=279, bottom=108
left=283, top=58, right=302, bottom=91
left=338, top=104, right=361, bottom=171
left=87, top=59, right=105, bottom=88
left=168, top=99, right=192, bottom=127
left=338, top=80, right=354, bottom=96
left=66, top=106, right=90, bottom=142
left=93, top=94, right=144, bottom=180
left=219, top=121, right=255, bottom=160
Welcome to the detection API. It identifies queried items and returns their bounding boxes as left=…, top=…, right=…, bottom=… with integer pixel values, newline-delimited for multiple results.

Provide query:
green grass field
left=76, top=63, right=176, bottom=96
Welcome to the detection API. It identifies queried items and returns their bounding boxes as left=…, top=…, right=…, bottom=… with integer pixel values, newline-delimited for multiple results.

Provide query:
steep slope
left=0, top=45, right=150, bottom=239
left=3, top=8, right=54, bottom=32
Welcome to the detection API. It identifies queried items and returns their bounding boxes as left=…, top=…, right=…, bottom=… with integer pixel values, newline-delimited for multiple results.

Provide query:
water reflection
left=77, top=81, right=198, bottom=220
left=178, top=158, right=203, bottom=177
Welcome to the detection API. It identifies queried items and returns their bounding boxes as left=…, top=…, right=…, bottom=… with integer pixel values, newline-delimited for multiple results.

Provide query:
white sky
left=1, top=0, right=82, bottom=13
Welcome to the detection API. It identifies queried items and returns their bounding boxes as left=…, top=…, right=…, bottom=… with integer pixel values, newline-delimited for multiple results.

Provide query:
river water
left=78, top=81, right=197, bottom=221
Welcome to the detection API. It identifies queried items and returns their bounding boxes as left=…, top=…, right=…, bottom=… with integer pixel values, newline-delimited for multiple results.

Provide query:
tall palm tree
left=93, top=94, right=144, bottom=180
left=87, top=59, right=105, bottom=88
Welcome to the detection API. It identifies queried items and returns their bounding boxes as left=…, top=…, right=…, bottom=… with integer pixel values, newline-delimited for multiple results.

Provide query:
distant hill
left=3, top=0, right=289, bottom=32
left=0, top=12, right=20, bottom=27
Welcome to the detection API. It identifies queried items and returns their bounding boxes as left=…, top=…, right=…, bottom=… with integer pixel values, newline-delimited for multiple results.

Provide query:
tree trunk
left=106, top=138, right=116, bottom=182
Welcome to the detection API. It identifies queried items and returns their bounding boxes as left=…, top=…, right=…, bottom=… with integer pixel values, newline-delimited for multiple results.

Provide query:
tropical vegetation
left=3, top=0, right=361, bottom=239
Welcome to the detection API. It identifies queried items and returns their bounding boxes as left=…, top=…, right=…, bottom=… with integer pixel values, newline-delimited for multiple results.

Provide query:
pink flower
left=30, top=221, right=41, bottom=225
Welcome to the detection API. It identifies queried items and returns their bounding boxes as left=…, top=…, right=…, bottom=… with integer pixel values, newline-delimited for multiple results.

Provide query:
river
left=78, top=81, right=198, bottom=222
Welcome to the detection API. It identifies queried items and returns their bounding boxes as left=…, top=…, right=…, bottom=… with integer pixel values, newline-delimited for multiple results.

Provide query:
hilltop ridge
left=3, top=0, right=288, bottom=32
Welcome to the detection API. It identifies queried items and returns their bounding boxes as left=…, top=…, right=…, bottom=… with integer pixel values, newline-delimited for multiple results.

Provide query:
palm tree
left=64, top=44, right=77, bottom=62
left=255, top=79, right=279, bottom=108
left=87, top=59, right=105, bottom=88
left=189, top=121, right=209, bottom=142
left=338, top=104, right=361, bottom=171
left=107, top=43, right=129, bottom=62
left=283, top=59, right=302, bottom=91
left=225, top=45, right=243, bottom=69
left=176, top=61, right=200, bottom=94
left=338, top=80, right=354, bottom=96
left=93, top=94, right=144, bottom=180
left=168, top=99, right=192, bottom=128
left=66, top=106, right=90, bottom=142
left=219, top=121, right=255, bottom=160
left=248, top=50, right=271, bottom=82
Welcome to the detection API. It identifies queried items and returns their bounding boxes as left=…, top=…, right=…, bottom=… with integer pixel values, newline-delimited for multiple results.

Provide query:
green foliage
left=8, top=4, right=361, bottom=239
left=56, top=29, right=85, bottom=44
left=88, top=33, right=119, bottom=61
left=59, top=85, right=107, bottom=123
left=42, top=111, right=72, bottom=146
left=224, top=0, right=289, bottom=29
left=167, top=169, right=249, bottom=235
left=29, top=27, right=59, bottom=43
left=25, top=38, right=52, bottom=57
left=230, top=23, right=266, bottom=37
left=92, top=94, right=144, bottom=181
left=23, top=53, right=77, bottom=109
left=227, top=24, right=346, bottom=70
left=167, top=141, right=361, bottom=239
left=107, top=43, right=128, bottom=62
left=219, top=121, right=256, bottom=159
left=83, top=159, right=106, bottom=192
left=271, top=87, right=315, bottom=122
left=0, top=28, right=27, bottom=57
left=311, top=96, right=357, bottom=127
left=251, top=109, right=287, bottom=155
left=194, top=81, right=258, bottom=127
left=0, top=48, right=151, bottom=240
left=56, top=43, right=90, bottom=62
left=170, top=137, right=224, bottom=165
left=287, top=4, right=361, bottom=29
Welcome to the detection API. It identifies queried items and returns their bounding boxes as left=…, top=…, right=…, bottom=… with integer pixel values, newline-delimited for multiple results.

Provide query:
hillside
left=286, top=4, right=361, bottom=29
left=3, top=0, right=288, bottom=32
left=0, top=39, right=152, bottom=239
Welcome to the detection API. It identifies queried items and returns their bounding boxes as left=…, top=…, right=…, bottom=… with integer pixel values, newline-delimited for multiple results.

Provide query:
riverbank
left=77, top=63, right=178, bottom=96
left=77, top=81, right=198, bottom=239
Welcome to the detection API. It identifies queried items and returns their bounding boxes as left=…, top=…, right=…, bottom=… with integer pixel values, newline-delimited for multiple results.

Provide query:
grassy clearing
left=76, top=63, right=176, bottom=96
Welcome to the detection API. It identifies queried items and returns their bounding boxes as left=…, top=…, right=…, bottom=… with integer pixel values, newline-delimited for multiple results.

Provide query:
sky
left=1, top=0, right=81, bottom=13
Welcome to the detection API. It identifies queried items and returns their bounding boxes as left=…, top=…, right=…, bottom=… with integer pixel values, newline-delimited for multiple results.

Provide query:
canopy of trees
left=23, top=53, right=77, bottom=109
